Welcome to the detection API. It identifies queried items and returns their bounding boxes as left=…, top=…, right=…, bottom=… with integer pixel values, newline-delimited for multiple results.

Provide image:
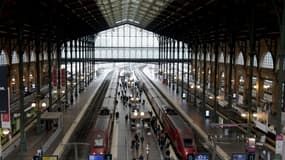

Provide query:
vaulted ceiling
left=0, top=0, right=283, bottom=43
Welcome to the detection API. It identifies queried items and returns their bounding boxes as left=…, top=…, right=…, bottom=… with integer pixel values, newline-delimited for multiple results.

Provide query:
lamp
left=41, top=102, right=47, bottom=108
left=2, top=129, right=9, bottom=135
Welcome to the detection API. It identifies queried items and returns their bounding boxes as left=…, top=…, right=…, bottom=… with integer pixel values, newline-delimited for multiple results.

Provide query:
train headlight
left=100, top=152, right=104, bottom=154
left=185, top=151, right=188, bottom=155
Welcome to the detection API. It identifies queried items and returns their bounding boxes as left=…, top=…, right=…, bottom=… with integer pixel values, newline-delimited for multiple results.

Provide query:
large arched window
left=237, top=52, right=244, bottom=65
left=206, top=53, right=210, bottom=61
left=11, top=51, right=18, bottom=64
left=254, top=55, right=258, bottom=67
left=23, top=52, right=28, bottom=62
left=262, top=52, right=274, bottom=69
left=31, top=51, right=35, bottom=62
left=95, top=24, right=159, bottom=59
left=219, top=52, right=224, bottom=63
left=0, top=50, right=7, bottom=65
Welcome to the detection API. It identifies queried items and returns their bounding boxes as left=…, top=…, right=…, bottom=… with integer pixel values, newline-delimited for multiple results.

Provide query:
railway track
left=135, top=69, right=218, bottom=160
left=61, top=72, right=113, bottom=160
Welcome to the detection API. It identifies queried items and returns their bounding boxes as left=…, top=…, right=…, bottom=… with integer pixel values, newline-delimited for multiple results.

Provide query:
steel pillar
left=214, top=36, right=219, bottom=122
left=17, top=21, right=27, bottom=153
left=228, top=33, right=235, bottom=109
left=168, top=38, right=172, bottom=87
left=187, top=41, right=191, bottom=102
left=47, top=30, right=52, bottom=111
left=247, top=1, right=256, bottom=137
left=64, top=41, right=68, bottom=106
left=56, top=41, right=62, bottom=112
left=202, top=43, right=207, bottom=109
left=75, top=39, right=78, bottom=97
left=181, top=42, right=185, bottom=98
left=275, top=1, right=285, bottom=159
left=176, top=40, right=180, bottom=93
left=172, top=39, right=175, bottom=90
left=35, top=33, right=41, bottom=134
left=70, top=40, right=74, bottom=103
left=194, top=43, right=198, bottom=107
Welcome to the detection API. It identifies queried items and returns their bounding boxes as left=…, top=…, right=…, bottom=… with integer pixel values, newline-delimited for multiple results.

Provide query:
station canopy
left=0, top=0, right=283, bottom=42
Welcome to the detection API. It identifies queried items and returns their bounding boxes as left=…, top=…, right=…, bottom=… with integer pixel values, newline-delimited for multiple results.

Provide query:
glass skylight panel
left=97, top=0, right=172, bottom=27
left=155, top=1, right=165, bottom=6
left=146, top=0, right=154, bottom=3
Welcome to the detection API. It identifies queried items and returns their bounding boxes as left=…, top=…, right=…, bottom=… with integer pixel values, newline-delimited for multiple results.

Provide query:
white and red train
left=89, top=71, right=119, bottom=155
left=144, top=79, right=197, bottom=160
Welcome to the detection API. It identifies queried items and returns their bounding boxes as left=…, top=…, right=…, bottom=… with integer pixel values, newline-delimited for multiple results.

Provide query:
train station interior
left=0, top=0, right=285, bottom=160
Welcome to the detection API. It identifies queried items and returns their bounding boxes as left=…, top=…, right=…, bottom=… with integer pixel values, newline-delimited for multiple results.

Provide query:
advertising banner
left=53, top=67, right=57, bottom=87
left=61, top=68, right=65, bottom=87
left=1, top=87, right=10, bottom=129
left=42, top=155, right=58, bottom=160
left=0, top=65, right=8, bottom=113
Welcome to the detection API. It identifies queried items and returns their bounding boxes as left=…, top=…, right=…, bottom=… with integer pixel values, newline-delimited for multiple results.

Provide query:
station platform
left=143, top=67, right=247, bottom=160
left=111, top=77, right=177, bottom=160
left=4, top=71, right=110, bottom=160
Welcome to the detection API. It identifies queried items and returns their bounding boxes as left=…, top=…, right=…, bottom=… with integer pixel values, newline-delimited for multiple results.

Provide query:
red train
left=144, top=81, right=197, bottom=159
left=89, top=112, right=113, bottom=155
left=162, top=107, right=197, bottom=159
left=89, top=71, right=119, bottom=155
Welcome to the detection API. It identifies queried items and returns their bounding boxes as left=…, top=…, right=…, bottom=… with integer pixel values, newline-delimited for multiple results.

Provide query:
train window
left=94, top=134, right=104, bottom=147
left=100, top=108, right=110, bottom=115
left=184, top=139, right=193, bottom=147
left=166, top=108, right=177, bottom=115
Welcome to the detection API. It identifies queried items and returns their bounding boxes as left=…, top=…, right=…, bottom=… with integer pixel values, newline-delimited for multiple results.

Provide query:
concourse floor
left=4, top=71, right=109, bottom=160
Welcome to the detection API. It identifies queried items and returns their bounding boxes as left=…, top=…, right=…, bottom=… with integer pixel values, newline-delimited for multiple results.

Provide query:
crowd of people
left=118, top=77, right=172, bottom=160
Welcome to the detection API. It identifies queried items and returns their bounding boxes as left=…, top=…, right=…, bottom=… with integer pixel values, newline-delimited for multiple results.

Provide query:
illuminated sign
left=89, top=154, right=104, bottom=160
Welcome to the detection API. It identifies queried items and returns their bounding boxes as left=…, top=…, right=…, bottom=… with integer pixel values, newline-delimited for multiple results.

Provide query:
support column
left=88, top=42, right=91, bottom=86
left=194, top=43, right=198, bottom=106
left=75, top=39, right=78, bottom=97
left=172, top=39, right=175, bottom=90
left=202, top=43, right=207, bottom=109
left=79, top=38, right=82, bottom=93
left=84, top=38, right=86, bottom=86
left=176, top=41, right=180, bottom=93
left=82, top=38, right=85, bottom=88
left=56, top=41, right=62, bottom=112
left=247, top=1, right=256, bottom=137
left=70, top=40, right=74, bottom=104
left=163, top=37, right=166, bottom=79
left=214, top=36, right=219, bottom=122
left=168, top=38, right=172, bottom=87
left=35, top=33, right=41, bottom=134
left=158, top=37, right=161, bottom=74
left=17, top=20, right=26, bottom=152
left=166, top=37, right=169, bottom=83
left=47, top=30, right=52, bottom=111
left=64, top=41, right=68, bottom=106
left=181, top=42, right=185, bottom=98
left=92, top=41, right=95, bottom=80
left=228, top=33, right=235, bottom=109
left=276, top=0, right=285, bottom=139
left=162, top=37, right=165, bottom=78
left=187, top=41, right=191, bottom=102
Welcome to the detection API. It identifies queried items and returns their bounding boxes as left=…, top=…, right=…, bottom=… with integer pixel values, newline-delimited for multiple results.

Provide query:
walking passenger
left=135, top=133, right=139, bottom=142
left=140, top=136, right=144, bottom=145
left=131, top=139, right=136, bottom=150
left=139, top=154, right=144, bottom=160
